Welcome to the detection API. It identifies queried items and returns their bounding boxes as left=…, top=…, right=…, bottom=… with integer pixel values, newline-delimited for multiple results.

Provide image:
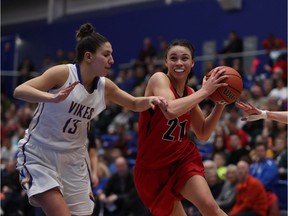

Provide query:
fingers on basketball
left=206, top=66, right=243, bottom=104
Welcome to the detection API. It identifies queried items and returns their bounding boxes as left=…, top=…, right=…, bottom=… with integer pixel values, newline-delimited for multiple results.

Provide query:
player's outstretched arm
left=236, top=101, right=288, bottom=124
left=104, top=78, right=167, bottom=112
left=14, top=65, right=78, bottom=103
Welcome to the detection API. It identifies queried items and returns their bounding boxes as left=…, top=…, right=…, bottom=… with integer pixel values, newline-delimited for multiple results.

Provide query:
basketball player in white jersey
left=13, top=23, right=167, bottom=216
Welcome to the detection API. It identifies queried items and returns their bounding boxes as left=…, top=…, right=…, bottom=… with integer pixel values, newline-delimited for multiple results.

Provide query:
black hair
left=75, top=23, right=108, bottom=63
left=164, top=39, right=195, bottom=59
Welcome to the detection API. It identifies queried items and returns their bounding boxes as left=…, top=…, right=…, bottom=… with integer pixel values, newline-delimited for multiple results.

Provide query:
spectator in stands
left=0, top=130, right=18, bottom=166
left=67, top=50, right=76, bottom=63
left=273, top=136, right=287, bottom=180
left=263, top=78, right=274, bottom=96
left=225, top=116, right=249, bottom=152
left=1, top=42, right=14, bottom=70
left=155, top=39, right=168, bottom=61
left=250, top=140, right=282, bottom=216
left=92, top=100, right=121, bottom=135
left=203, top=160, right=224, bottom=199
left=105, top=148, right=124, bottom=175
left=229, top=160, right=268, bottom=216
left=56, top=48, right=68, bottom=64
left=1, top=159, right=34, bottom=216
left=212, top=151, right=228, bottom=181
left=211, top=123, right=227, bottom=140
left=111, top=123, right=131, bottom=157
left=115, top=68, right=136, bottom=93
left=219, top=31, right=243, bottom=70
left=107, top=107, right=134, bottom=134
left=262, top=34, right=286, bottom=53
left=133, top=65, right=148, bottom=86
left=247, top=83, right=268, bottom=109
left=227, top=133, right=250, bottom=165
left=144, top=62, right=159, bottom=84
left=238, top=89, right=252, bottom=105
left=216, top=164, right=238, bottom=213
left=16, top=104, right=34, bottom=129
left=250, top=142, right=279, bottom=191
left=222, top=106, right=245, bottom=129
left=115, top=69, right=128, bottom=88
left=40, top=55, right=55, bottom=73
left=274, top=121, right=287, bottom=141
left=268, top=78, right=287, bottom=107
left=17, top=56, right=35, bottom=85
left=264, top=53, right=287, bottom=81
left=132, top=81, right=146, bottom=97
left=273, top=135, right=287, bottom=159
left=136, top=37, right=157, bottom=66
left=93, top=161, right=111, bottom=215
left=262, top=34, right=286, bottom=67
left=126, top=121, right=139, bottom=160
left=94, top=162, right=111, bottom=194
left=98, top=157, right=146, bottom=216
left=211, top=134, right=230, bottom=161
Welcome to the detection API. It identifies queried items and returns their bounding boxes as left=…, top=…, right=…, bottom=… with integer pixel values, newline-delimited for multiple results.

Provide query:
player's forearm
left=267, top=111, right=288, bottom=124
left=196, top=104, right=225, bottom=141
left=165, top=88, right=209, bottom=119
left=132, top=97, right=153, bottom=112
left=14, top=84, right=54, bottom=103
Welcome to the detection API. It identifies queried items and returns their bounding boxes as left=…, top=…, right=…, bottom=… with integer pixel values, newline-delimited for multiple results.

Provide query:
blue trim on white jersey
left=75, top=64, right=100, bottom=90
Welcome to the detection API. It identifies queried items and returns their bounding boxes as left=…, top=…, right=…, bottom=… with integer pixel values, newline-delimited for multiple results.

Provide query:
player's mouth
left=174, top=69, right=185, bottom=73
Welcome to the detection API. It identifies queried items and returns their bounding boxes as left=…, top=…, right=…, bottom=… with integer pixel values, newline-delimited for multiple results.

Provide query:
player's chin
left=102, top=68, right=110, bottom=76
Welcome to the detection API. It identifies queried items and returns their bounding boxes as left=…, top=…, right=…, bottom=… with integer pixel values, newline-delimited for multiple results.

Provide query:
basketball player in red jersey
left=134, top=39, right=228, bottom=216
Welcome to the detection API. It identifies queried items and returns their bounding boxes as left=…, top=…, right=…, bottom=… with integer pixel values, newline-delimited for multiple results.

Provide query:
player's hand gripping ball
left=206, top=66, right=243, bottom=104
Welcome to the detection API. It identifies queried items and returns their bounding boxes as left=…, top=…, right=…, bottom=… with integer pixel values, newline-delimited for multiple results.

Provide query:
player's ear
left=84, top=52, right=93, bottom=62
left=191, top=60, right=195, bottom=68
left=164, top=58, right=168, bottom=67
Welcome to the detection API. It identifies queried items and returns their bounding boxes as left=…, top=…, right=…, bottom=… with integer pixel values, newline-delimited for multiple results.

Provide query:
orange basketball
left=206, top=66, right=243, bottom=104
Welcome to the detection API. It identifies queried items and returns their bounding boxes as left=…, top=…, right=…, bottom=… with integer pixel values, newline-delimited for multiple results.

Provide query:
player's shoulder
left=41, top=64, right=69, bottom=80
left=149, top=72, right=169, bottom=84
left=104, top=77, right=118, bottom=93
left=147, top=72, right=170, bottom=92
left=151, top=71, right=168, bottom=78
left=44, top=64, right=69, bottom=75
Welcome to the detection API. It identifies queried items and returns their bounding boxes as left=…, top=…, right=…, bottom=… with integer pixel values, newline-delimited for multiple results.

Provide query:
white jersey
left=20, top=63, right=106, bottom=151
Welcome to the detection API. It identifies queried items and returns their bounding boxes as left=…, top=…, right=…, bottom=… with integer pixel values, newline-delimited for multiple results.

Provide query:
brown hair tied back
left=75, top=22, right=108, bottom=63
left=75, top=23, right=95, bottom=42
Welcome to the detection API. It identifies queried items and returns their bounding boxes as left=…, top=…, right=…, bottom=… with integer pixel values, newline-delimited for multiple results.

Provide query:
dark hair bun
left=76, top=23, right=95, bottom=41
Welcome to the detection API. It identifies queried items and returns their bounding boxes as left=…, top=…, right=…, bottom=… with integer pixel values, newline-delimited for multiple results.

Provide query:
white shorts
left=17, top=141, right=95, bottom=216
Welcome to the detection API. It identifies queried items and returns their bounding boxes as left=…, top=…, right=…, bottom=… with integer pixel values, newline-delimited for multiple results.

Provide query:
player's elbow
left=163, top=107, right=179, bottom=120
left=193, top=129, right=210, bottom=141
left=13, top=86, right=22, bottom=99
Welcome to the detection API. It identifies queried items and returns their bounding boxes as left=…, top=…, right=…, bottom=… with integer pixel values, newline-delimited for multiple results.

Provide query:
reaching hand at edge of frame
left=235, top=101, right=267, bottom=121
left=236, top=101, right=288, bottom=124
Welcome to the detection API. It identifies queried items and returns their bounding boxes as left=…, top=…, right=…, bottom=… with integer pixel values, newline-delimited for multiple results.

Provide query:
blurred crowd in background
left=1, top=31, right=287, bottom=216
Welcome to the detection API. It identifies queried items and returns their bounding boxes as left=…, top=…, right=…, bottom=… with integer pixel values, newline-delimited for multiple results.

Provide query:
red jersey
left=136, top=83, right=194, bottom=169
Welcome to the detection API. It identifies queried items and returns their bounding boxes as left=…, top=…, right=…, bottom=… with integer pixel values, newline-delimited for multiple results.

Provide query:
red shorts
left=134, top=146, right=204, bottom=216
